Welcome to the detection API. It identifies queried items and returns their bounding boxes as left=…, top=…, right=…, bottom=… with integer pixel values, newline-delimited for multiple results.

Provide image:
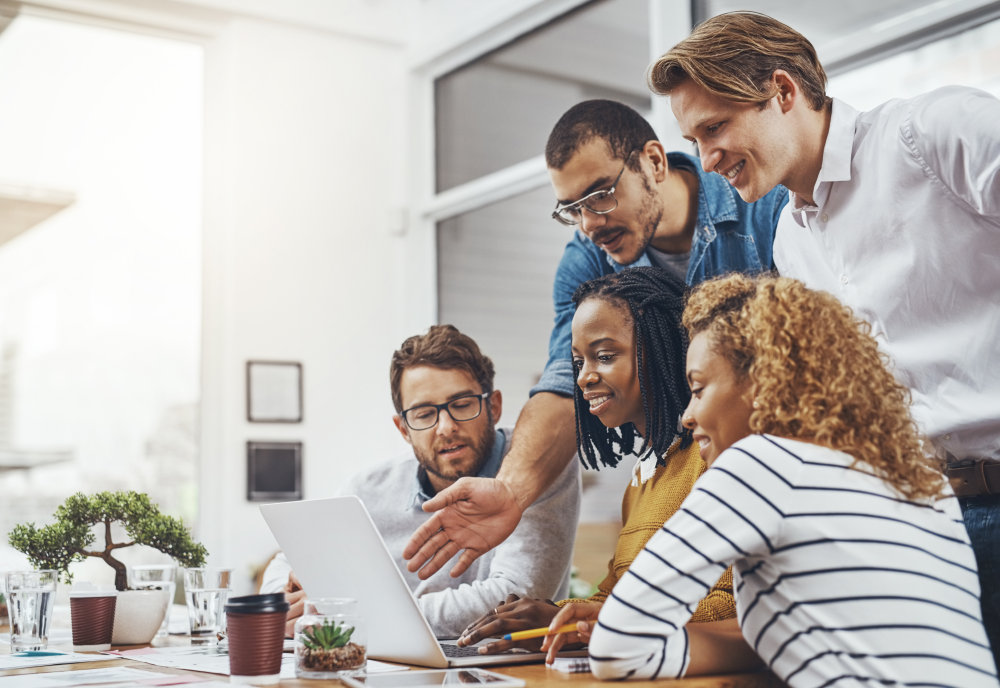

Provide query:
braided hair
left=572, top=266, right=692, bottom=470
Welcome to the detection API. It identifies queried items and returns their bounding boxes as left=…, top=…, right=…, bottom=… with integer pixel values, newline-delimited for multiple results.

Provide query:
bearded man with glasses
left=404, top=99, right=787, bottom=584
left=260, top=324, right=580, bottom=638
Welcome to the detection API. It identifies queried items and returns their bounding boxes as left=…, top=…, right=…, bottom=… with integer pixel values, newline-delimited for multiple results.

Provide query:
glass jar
left=294, top=598, right=367, bottom=679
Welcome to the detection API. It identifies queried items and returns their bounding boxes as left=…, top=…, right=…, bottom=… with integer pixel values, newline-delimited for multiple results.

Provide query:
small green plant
left=301, top=619, right=354, bottom=651
left=8, top=491, right=207, bottom=591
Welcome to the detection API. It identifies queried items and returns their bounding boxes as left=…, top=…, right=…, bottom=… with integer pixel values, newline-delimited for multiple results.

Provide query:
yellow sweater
left=563, top=441, right=737, bottom=622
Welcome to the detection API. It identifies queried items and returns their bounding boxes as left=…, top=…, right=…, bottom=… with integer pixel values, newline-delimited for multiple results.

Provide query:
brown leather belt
left=946, top=459, right=1000, bottom=498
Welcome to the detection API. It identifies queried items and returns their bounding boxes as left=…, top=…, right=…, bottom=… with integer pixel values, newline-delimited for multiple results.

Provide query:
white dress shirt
left=774, top=86, right=1000, bottom=462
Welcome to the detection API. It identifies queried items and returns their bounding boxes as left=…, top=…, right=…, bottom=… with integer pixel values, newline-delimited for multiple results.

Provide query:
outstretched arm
left=403, top=392, right=576, bottom=579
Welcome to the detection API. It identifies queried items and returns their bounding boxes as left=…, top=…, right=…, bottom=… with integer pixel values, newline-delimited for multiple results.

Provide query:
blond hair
left=648, top=12, right=831, bottom=111
left=683, top=274, right=946, bottom=501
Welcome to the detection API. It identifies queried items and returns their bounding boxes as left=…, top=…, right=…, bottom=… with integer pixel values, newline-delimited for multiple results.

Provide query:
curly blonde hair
left=683, top=273, right=946, bottom=501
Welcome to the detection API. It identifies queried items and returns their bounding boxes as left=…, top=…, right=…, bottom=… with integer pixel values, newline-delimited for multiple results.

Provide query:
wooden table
left=0, top=636, right=785, bottom=687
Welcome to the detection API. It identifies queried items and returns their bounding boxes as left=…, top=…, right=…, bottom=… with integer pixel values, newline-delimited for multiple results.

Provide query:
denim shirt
left=531, top=152, right=788, bottom=398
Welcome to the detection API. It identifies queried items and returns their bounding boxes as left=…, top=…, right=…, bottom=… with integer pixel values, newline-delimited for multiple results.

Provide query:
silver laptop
left=260, top=495, right=587, bottom=668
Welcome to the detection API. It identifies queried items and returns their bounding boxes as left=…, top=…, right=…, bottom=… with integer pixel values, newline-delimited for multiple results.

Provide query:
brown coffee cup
left=225, top=593, right=289, bottom=684
left=69, top=582, right=118, bottom=651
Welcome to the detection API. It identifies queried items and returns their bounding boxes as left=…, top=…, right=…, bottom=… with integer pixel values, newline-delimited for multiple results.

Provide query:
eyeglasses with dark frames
left=551, top=150, right=638, bottom=226
left=401, top=392, right=492, bottom=431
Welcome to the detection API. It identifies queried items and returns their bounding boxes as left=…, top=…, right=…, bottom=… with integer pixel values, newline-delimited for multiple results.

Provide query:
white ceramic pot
left=111, top=589, right=170, bottom=645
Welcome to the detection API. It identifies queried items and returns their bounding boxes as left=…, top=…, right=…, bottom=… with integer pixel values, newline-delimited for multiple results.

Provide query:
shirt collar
left=790, top=98, right=858, bottom=225
left=606, top=152, right=737, bottom=271
left=406, top=427, right=508, bottom=510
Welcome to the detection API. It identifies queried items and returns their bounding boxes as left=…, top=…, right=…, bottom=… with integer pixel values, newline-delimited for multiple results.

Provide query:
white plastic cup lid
left=69, top=581, right=118, bottom=598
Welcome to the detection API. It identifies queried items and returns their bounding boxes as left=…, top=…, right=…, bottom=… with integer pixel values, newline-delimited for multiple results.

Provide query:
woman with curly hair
left=545, top=273, right=997, bottom=687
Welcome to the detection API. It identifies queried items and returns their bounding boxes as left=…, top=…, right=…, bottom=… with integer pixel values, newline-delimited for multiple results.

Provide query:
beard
left=590, top=174, right=663, bottom=266
left=414, top=411, right=497, bottom=484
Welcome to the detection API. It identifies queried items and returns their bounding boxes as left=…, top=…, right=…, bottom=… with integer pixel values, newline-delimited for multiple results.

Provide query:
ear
left=771, top=70, right=799, bottom=115
left=641, top=140, right=669, bottom=184
left=489, top=390, right=503, bottom=425
left=392, top=414, right=413, bottom=446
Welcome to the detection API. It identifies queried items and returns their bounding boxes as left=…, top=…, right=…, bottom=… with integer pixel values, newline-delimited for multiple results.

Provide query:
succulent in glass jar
left=299, top=618, right=365, bottom=672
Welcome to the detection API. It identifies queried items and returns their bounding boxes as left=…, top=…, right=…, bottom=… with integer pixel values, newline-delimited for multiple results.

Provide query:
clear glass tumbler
left=6, top=570, right=58, bottom=652
left=294, top=598, right=367, bottom=679
left=132, top=564, right=177, bottom=637
left=182, top=567, right=232, bottom=644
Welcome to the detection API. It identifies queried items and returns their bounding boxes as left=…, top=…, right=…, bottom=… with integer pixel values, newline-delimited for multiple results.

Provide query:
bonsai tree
left=8, top=490, right=207, bottom=591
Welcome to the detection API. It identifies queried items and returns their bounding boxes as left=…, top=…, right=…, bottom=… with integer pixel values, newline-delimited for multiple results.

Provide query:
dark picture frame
left=246, top=360, right=303, bottom=423
left=247, top=441, right=303, bottom=501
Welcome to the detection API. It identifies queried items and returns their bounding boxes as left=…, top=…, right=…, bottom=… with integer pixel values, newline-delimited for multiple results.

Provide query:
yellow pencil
left=502, top=623, right=579, bottom=641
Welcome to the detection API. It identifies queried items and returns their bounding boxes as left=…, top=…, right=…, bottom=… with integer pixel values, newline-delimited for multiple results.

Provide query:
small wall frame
left=247, top=361, right=303, bottom=423
left=247, top=441, right=303, bottom=501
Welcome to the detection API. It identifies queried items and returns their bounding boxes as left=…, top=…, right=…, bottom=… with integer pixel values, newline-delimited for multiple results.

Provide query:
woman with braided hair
left=545, top=273, right=997, bottom=686
left=458, top=266, right=744, bottom=666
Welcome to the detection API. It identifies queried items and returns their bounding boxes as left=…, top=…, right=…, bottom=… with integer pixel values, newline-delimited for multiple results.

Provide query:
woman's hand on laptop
left=457, top=594, right=580, bottom=655
left=283, top=571, right=307, bottom=638
left=540, top=601, right=602, bottom=664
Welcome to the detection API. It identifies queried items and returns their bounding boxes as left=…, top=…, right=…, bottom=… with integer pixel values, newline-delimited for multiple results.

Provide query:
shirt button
left=944, top=434, right=952, bottom=441
left=820, top=213, right=829, bottom=222
left=841, top=275, right=849, bottom=284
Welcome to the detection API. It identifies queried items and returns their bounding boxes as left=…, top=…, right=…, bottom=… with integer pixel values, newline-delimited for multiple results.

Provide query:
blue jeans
left=961, top=494, right=1000, bottom=671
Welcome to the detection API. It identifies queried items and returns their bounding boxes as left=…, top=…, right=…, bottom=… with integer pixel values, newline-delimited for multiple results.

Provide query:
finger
left=447, top=547, right=480, bottom=579
left=284, top=616, right=296, bottom=638
left=576, top=620, right=592, bottom=644
left=458, top=617, right=512, bottom=646
left=504, top=593, right=520, bottom=604
left=405, top=528, right=454, bottom=574
left=288, top=571, right=303, bottom=592
left=477, top=638, right=538, bottom=655
left=403, top=513, right=445, bottom=561
left=418, top=539, right=462, bottom=581
left=419, top=479, right=470, bottom=513
left=545, top=632, right=579, bottom=664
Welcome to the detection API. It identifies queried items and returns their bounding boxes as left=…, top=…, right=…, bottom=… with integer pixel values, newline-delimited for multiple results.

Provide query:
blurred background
left=0, top=0, right=997, bottom=594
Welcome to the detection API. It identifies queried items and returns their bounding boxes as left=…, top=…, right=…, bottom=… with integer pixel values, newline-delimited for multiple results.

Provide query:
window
left=0, top=15, right=203, bottom=573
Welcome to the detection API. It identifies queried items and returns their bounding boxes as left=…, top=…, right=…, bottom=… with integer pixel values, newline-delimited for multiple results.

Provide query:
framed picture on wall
left=247, top=441, right=302, bottom=501
left=247, top=360, right=303, bottom=423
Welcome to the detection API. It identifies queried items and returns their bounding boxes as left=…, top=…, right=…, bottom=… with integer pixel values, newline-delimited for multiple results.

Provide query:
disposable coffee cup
left=225, top=593, right=290, bottom=685
left=69, top=582, right=118, bottom=651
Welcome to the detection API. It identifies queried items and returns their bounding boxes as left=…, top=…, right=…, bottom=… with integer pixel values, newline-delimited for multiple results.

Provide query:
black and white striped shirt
left=589, top=434, right=998, bottom=687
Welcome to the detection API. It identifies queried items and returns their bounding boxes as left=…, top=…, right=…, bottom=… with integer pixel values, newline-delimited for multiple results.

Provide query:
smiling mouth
left=595, top=231, right=624, bottom=250
left=722, top=160, right=745, bottom=182
left=694, top=435, right=711, bottom=451
left=588, top=394, right=613, bottom=414
left=439, top=444, right=467, bottom=456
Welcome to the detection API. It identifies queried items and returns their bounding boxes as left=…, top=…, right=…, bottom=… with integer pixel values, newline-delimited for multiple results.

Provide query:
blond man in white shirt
left=649, top=10, right=1000, bottom=668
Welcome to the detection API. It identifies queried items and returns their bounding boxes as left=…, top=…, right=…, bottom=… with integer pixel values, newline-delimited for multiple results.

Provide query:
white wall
left=197, top=16, right=415, bottom=591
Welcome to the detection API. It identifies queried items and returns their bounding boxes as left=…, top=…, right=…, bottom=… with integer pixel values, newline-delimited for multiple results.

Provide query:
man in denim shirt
left=404, top=100, right=787, bottom=581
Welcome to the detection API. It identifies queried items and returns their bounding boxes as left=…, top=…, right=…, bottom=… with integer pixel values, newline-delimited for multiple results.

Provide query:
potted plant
left=8, top=491, right=207, bottom=644
left=297, top=618, right=366, bottom=676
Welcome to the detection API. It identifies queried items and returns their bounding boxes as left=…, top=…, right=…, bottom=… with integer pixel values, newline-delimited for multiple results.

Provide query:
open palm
left=403, top=477, right=522, bottom=579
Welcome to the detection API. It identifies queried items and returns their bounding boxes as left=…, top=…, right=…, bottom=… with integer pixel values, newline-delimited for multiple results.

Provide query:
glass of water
left=131, top=564, right=177, bottom=637
left=183, top=567, right=232, bottom=644
left=6, top=570, right=58, bottom=652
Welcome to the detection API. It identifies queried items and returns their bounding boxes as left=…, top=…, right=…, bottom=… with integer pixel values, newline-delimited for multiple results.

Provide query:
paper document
left=106, top=646, right=296, bottom=679
left=547, top=657, right=591, bottom=674
left=0, top=652, right=110, bottom=671
left=0, top=667, right=162, bottom=687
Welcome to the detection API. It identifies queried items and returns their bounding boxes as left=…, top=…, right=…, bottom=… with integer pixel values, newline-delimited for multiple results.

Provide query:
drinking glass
left=183, top=567, right=232, bottom=644
left=131, top=564, right=177, bottom=637
left=6, top=570, right=58, bottom=652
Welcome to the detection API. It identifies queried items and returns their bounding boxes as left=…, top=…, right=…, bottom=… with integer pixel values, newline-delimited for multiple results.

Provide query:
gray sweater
left=261, top=427, right=581, bottom=637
